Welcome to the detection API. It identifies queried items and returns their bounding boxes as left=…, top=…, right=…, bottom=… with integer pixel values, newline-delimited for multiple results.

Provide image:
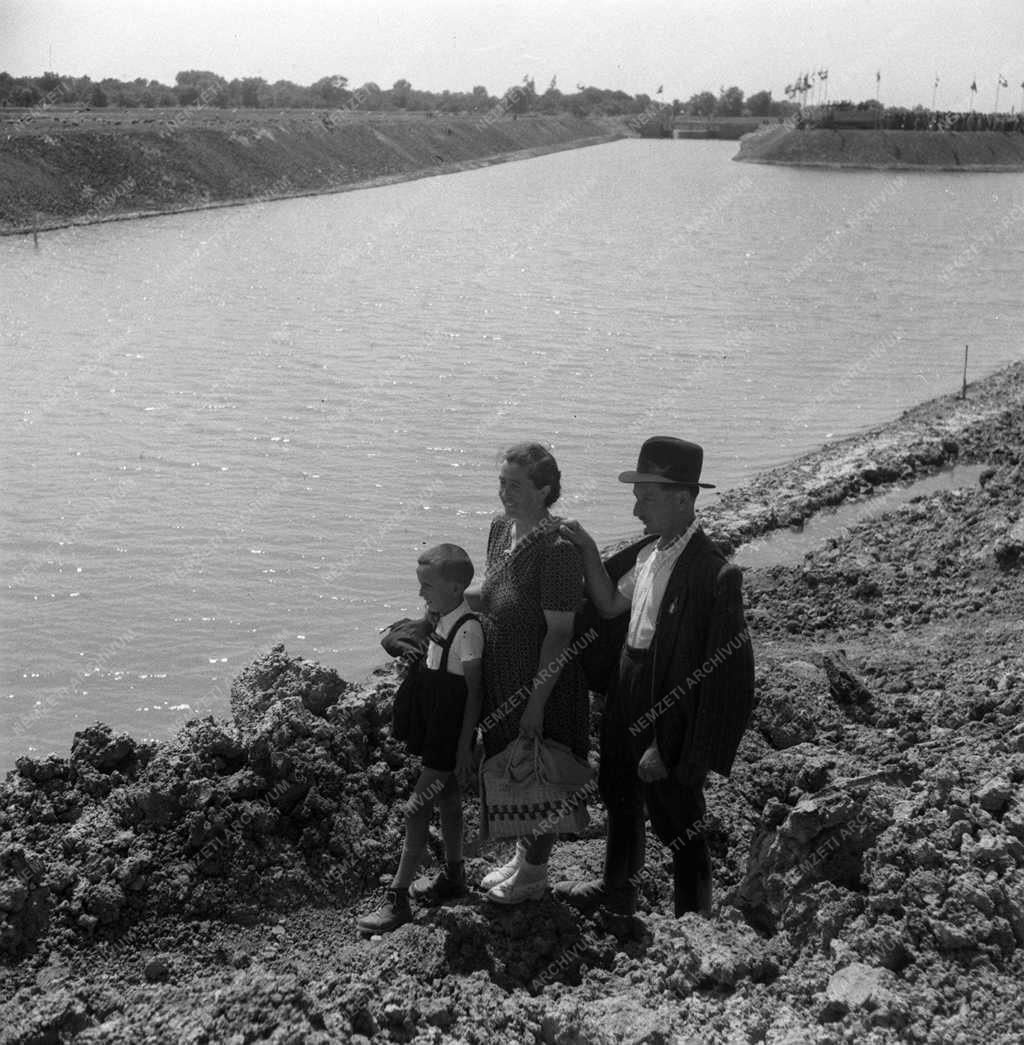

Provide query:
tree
left=13, top=84, right=41, bottom=106
left=747, top=89, right=773, bottom=116
left=312, top=75, right=349, bottom=106
left=714, top=85, right=744, bottom=117
left=538, top=78, right=562, bottom=114
left=355, top=82, right=382, bottom=110
left=174, top=70, right=227, bottom=106
left=502, top=81, right=532, bottom=117
left=687, top=91, right=717, bottom=117
left=37, top=70, right=63, bottom=96
left=268, top=79, right=308, bottom=108
left=240, top=77, right=267, bottom=108
left=150, top=80, right=178, bottom=107
left=390, top=78, right=412, bottom=108
left=90, top=84, right=108, bottom=108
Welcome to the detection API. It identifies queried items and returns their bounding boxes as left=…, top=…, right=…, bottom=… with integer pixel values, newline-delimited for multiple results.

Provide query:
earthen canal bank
left=0, top=110, right=625, bottom=235
left=734, top=125, right=1024, bottom=170
left=1, top=362, right=1023, bottom=1043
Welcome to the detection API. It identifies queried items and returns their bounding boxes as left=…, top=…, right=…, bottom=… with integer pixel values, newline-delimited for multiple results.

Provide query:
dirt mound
left=734, top=126, right=1024, bottom=170
left=0, top=647, right=422, bottom=959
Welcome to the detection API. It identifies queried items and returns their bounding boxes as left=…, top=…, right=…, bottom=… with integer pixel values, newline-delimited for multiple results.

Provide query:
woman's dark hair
left=502, top=442, right=562, bottom=507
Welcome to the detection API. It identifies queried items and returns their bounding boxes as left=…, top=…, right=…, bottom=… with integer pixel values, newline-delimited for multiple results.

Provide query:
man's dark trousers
left=598, top=647, right=711, bottom=916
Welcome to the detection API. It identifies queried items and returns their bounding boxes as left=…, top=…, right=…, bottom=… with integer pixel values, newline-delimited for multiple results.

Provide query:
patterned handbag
left=479, top=737, right=595, bottom=839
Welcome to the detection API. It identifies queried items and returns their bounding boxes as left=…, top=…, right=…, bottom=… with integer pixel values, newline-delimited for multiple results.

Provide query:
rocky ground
left=1, top=361, right=1022, bottom=1044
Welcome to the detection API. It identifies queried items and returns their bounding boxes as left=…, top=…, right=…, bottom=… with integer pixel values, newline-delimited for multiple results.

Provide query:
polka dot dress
left=478, top=516, right=589, bottom=759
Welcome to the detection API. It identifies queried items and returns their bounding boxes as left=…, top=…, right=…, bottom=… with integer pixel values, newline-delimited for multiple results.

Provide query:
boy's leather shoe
left=356, top=888, right=412, bottom=933
left=410, top=862, right=467, bottom=906
left=553, top=878, right=636, bottom=915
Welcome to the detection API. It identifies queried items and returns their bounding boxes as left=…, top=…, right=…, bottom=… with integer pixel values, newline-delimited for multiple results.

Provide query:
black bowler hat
left=618, top=437, right=716, bottom=488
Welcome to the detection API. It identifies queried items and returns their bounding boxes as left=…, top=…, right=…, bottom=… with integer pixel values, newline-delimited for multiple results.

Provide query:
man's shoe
left=410, top=861, right=467, bottom=906
left=553, top=878, right=636, bottom=915
left=480, top=846, right=525, bottom=891
left=485, top=864, right=547, bottom=905
left=356, top=888, right=412, bottom=933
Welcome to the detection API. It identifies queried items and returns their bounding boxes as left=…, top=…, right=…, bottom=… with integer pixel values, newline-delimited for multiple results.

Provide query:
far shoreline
left=734, top=125, right=1024, bottom=171
left=0, top=110, right=627, bottom=237
left=1, top=133, right=621, bottom=239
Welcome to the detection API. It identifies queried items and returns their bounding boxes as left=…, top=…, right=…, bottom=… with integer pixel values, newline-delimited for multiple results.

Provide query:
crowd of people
left=358, top=438, right=755, bottom=934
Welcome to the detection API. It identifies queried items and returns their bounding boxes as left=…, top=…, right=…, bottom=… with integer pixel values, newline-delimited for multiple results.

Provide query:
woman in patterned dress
left=473, top=442, right=589, bottom=904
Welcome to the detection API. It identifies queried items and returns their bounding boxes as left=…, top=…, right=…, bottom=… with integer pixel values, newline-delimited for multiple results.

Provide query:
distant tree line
left=1, top=69, right=807, bottom=121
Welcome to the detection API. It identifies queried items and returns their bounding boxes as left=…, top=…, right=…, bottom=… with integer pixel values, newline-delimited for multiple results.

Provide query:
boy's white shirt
left=424, top=599, right=484, bottom=676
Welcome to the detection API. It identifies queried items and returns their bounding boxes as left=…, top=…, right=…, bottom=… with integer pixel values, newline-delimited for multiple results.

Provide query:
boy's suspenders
left=428, top=613, right=479, bottom=673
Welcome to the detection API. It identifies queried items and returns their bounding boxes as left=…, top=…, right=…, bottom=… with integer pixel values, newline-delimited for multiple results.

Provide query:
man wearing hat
left=556, top=437, right=754, bottom=917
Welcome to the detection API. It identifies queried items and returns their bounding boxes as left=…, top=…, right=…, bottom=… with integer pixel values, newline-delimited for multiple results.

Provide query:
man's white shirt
left=617, top=522, right=699, bottom=650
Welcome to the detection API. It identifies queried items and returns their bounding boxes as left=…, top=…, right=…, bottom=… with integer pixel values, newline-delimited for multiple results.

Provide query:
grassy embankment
left=0, top=109, right=625, bottom=235
left=735, top=125, right=1024, bottom=170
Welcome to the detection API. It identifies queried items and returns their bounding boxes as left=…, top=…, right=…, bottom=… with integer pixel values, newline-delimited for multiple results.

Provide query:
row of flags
left=784, top=68, right=1023, bottom=108
left=968, top=75, right=1018, bottom=91
left=784, top=69, right=828, bottom=98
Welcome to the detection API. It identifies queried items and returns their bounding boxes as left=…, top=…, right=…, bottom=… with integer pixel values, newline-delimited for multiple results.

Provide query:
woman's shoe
left=480, top=844, right=525, bottom=891
left=485, top=863, right=547, bottom=905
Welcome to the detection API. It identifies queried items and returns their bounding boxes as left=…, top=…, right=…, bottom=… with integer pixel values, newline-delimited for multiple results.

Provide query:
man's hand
left=637, top=743, right=668, bottom=782
left=558, top=519, right=600, bottom=557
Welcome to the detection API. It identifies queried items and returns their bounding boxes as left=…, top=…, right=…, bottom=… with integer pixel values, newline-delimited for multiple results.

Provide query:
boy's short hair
left=417, top=544, right=474, bottom=588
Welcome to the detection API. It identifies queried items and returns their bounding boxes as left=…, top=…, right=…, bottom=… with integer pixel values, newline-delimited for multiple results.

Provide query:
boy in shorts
left=357, top=544, right=483, bottom=933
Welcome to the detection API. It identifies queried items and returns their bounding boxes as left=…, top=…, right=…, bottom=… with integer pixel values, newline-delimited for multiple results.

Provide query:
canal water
left=733, top=464, right=990, bottom=570
left=1, top=139, right=1022, bottom=768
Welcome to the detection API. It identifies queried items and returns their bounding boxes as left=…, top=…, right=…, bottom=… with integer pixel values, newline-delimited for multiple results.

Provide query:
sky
left=2, top=0, right=1023, bottom=111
